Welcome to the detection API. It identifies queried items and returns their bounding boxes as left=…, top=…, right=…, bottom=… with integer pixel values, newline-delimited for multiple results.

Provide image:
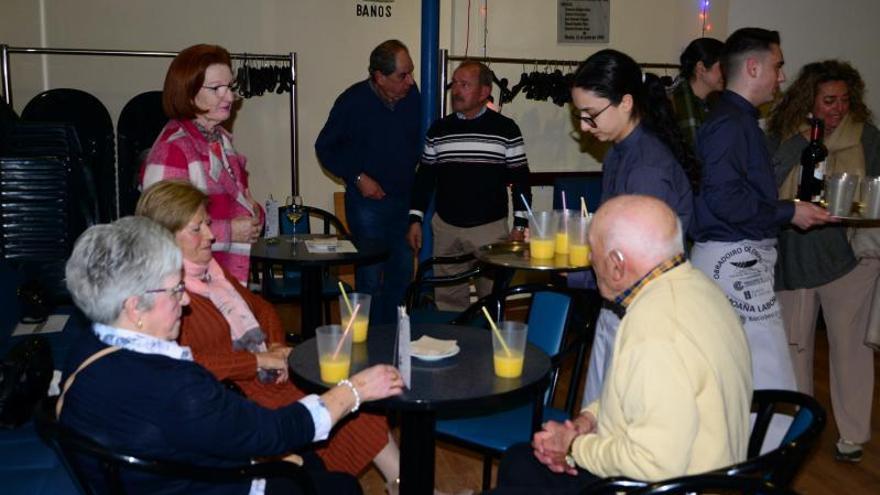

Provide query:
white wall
left=0, top=0, right=422, bottom=212
left=726, top=0, right=880, bottom=116
left=3, top=0, right=877, bottom=212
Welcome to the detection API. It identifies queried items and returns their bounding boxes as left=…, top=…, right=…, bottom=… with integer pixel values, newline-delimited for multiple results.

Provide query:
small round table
left=476, top=241, right=592, bottom=298
left=251, top=235, right=387, bottom=339
left=289, top=323, right=551, bottom=495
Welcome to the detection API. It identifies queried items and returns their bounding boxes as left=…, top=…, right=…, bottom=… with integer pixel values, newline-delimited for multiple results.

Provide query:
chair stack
left=0, top=123, right=97, bottom=303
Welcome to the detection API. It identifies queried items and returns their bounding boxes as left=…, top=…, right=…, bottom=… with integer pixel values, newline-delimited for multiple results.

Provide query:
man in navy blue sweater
left=690, top=27, right=832, bottom=450
left=316, top=40, right=422, bottom=324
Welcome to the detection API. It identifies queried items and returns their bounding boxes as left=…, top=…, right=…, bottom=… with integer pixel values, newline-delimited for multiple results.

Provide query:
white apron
left=691, top=239, right=796, bottom=452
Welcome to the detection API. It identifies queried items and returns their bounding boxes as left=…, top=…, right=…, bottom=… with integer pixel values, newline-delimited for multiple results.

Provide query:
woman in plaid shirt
left=142, top=44, right=263, bottom=283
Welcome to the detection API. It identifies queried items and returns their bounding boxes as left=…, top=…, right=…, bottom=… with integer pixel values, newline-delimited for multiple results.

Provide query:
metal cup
left=825, top=173, right=860, bottom=216
left=862, top=176, right=880, bottom=219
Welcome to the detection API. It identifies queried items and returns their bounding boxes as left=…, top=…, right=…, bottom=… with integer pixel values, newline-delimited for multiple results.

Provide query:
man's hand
left=406, top=223, right=423, bottom=251
left=532, top=419, right=580, bottom=476
left=791, top=201, right=836, bottom=230
left=570, top=411, right=597, bottom=435
left=356, top=173, right=386, bottom=200
left=509, top=227, right=526, bottom=241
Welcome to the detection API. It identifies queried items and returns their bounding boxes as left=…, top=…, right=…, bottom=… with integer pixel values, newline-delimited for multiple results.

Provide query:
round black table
left=476, top=241, right=592, bottom=300
left=251, top=234, right=387, bottom=339
left=289, top=323, right=551, bottom=495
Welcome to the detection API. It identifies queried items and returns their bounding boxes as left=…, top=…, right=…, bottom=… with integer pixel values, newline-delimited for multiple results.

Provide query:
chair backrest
left=723, top=389, right=825, bottom=486
left=279, top=205, right=349, bottom=236
left=33, top=398, right=314, bottom=495
left=631, top=474, right=796, bottom=495
left=405, top=253, right=482, bottom=314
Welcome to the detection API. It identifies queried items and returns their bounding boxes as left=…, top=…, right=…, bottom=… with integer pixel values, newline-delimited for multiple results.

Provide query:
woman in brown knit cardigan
left=135, top=180, right=401, bottom=487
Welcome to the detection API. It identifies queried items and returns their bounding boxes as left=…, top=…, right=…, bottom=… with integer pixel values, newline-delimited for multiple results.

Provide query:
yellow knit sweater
left=575, top=262, right=753, bottom=481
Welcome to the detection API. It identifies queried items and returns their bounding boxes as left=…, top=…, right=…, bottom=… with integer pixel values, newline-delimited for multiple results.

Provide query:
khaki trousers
left=778, top=258, right=880, bottom=444
left=431, top=215, right=509, bottom=312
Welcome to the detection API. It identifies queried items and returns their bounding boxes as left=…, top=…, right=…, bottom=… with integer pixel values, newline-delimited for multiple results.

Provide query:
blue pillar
left=418, top=0, right=440, bottom=262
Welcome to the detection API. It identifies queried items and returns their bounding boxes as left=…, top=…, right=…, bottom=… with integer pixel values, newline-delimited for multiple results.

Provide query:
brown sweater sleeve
left=179, top=292, right=259, bottom=381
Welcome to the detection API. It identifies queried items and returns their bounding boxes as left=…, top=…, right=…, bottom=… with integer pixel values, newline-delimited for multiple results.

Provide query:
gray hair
left=65, top=216, right=182, bottom=324
left=369, top=39, right=408, bottom=77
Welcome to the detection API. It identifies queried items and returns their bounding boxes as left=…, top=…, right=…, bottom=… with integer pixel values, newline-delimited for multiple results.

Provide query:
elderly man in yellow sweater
left=493, top=195, right=753, bottom=493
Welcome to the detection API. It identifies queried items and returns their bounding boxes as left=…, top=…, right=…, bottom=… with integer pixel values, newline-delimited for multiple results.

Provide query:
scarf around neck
left=183, top=258, right=268, bottom=355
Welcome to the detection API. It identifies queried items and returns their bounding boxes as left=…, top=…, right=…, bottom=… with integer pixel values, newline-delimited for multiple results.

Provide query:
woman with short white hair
left=61, top=216, right=404, bottom=495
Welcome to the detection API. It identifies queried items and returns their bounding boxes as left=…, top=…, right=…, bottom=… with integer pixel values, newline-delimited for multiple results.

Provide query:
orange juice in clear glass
left=569, top=243, right=590, bottom=266
left=530, top=238, right=555, bottom=259
left=494, top=351, right=524, bottom=378
left=319, top=354, right=350, bottom=382
left=554, top=232, right=570, bottom=254
left=346, top=315, right=370, bottom=343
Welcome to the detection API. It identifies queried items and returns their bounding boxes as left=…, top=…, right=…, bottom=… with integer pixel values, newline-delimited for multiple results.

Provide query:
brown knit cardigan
left=178, top=268, right=389, bottom=474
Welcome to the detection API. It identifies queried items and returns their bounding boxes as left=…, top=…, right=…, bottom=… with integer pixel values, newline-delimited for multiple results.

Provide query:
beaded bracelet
left=337, top=379, right=361, bottom=413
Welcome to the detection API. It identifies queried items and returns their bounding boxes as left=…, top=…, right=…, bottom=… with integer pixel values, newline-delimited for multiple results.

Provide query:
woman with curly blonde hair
left=768, top=59, right=880, bottom=463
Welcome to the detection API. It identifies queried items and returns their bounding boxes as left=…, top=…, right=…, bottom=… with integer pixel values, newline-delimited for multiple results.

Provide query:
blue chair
left=405, top=253, right=484, bottom=325
left=258, top=205, right=352, bottom=330
left=436, top=284, right=602, bottom=490
left=582, top=389, right=826, bottom=493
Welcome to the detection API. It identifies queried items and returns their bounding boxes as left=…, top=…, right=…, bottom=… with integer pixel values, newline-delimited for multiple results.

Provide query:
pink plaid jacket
left=141, top=119, right=264, bottom=282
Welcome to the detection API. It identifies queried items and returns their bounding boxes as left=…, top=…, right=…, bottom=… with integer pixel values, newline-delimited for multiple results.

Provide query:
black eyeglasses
left=144, top=281, right=186, bottom=301
left=574, top=102, right=613, bottom=128
left=202, top=82, right=240, bottom=97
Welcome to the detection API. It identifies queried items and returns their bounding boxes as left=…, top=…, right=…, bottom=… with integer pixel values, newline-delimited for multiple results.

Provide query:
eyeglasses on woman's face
left=573, top=102, right=613, bottom=128
left=144, top=281, right=186, bottom=301
left=201, top=82, right=239, bottom=98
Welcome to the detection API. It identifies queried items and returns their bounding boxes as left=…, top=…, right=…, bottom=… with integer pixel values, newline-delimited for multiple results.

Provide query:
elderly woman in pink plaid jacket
left=141, top=44, right=263, bottom=283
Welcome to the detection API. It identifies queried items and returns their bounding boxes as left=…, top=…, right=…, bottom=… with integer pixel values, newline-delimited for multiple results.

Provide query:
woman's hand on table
left=232, top=215, right=263, bottom=243
left=350, top=364, right=405, bottom=402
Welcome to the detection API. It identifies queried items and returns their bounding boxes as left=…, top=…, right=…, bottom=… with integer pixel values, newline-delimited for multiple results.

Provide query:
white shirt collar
left=92, top=323, right=193, bottom=362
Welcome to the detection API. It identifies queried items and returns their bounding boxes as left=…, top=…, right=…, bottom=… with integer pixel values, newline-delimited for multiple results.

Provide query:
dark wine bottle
left=798, top=117, right=828, bottom=202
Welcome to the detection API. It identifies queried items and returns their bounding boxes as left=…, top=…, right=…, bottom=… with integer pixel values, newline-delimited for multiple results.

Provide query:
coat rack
left=0, top=44, right=301, bottom=196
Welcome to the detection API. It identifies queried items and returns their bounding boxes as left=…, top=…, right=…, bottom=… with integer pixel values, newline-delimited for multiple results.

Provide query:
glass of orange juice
left=492, top=321, right=528, bottom=378
left=528, top=211, right=556, bottom=259
left=553, top=209, right=574, bottom=255
left=339, top=292, right=371, bottom=343
left=569, top=216, right=591, bottom=266
left=316, top=324, right=352, bottom=383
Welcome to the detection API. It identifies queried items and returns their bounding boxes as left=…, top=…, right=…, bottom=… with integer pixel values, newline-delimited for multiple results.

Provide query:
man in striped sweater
left=406, top=61, right=532, bottom=311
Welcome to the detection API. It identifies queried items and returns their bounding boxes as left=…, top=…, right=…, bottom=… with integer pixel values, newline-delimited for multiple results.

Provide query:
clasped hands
left=532, top=412, right=596, bottom=476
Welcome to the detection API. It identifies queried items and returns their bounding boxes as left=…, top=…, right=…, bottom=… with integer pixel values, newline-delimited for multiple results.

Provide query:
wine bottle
left=797, top=117, right=828, bottom=202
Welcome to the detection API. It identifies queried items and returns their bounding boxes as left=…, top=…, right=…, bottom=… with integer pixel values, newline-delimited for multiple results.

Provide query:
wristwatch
left=564, top=446, right=577, bottom=469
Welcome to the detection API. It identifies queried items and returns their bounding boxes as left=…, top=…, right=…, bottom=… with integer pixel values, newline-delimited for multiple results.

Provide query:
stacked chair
left=116, top=91, right=166, bottom=216
left=0, top=122, right=98, bottom=303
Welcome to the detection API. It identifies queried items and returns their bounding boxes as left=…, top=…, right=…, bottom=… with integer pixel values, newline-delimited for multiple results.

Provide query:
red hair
left=162, top=44, right=231, bottom=119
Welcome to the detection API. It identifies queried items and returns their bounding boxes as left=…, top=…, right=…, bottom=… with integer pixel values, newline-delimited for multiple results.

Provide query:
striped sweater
left=410, top=108, right=532, bottom=228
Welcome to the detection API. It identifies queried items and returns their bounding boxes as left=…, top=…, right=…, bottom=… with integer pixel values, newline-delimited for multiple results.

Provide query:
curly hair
left=768, top=60, right=873, bottom=139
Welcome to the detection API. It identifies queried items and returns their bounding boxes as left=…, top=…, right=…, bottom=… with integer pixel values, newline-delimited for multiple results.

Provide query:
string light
left=700, top=0, right=711, bottom=36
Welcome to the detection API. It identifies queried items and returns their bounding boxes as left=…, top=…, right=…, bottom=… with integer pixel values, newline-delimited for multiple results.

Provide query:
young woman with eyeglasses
left=568, top=49, right=698, bottom=406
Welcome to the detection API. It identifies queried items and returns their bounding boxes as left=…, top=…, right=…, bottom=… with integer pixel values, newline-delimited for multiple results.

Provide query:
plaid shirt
left=615, top=253, right=687, bottom=310
left=141, top=119, right=263, bottom=282
left=670, top=80, right=710, bottom=152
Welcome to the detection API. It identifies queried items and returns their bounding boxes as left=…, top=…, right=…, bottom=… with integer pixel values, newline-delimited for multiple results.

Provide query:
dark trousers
left=345, top=191, right=413, bottom=325
left=265, top=452, right=362, bottom=495
left=490, top=443, right=600, bottom=495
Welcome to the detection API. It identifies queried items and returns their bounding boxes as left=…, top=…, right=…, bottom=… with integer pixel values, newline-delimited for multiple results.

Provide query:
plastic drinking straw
left=561, top=190, right=567, bottom=212
left=481, top=306, right=512, bottom=357
left=580, top=197, right=588, bottom=218
left=338, top=282, right=353, bottom=314
left=332, top=303, right=361, bottom=359
left=519, top=193, right=544, bottom=238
